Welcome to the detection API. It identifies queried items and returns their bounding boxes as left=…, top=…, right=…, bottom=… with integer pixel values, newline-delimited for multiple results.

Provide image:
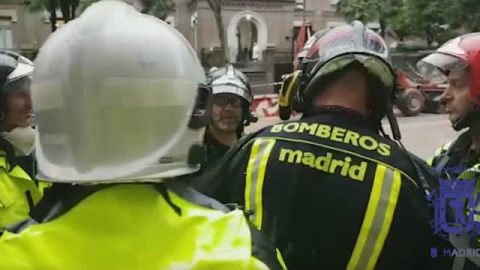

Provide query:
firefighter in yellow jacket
left=0, top=1, right=285, bottom=269
left=420, top=33, right=480, bottom=269
left=0, top=50, right=44, bottom=229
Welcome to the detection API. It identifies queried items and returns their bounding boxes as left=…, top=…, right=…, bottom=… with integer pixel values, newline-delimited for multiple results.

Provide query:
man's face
left=441, top=70, right=472, bottom=124
left=211, top=93, right=244, bottom=132
left=3, top=83, right=33, bottom=131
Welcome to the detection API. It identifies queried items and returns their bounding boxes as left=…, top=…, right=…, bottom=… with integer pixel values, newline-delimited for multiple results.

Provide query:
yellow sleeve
left=0, top=166, right=42, bottom=229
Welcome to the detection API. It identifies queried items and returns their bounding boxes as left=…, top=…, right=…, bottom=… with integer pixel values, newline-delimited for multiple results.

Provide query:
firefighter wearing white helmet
left=201, top=65, right=257, bottom=170
left=0, top=1, right=285, bottom=269
left=0, top=50, right=47, bottom=229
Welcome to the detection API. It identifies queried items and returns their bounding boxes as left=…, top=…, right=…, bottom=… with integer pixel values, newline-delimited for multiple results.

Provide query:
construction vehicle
left=395, top=70, right=447, bottom=117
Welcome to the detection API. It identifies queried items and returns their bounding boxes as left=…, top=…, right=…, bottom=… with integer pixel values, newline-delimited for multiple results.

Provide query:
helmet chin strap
left=452, top=104, right=480, bottom=131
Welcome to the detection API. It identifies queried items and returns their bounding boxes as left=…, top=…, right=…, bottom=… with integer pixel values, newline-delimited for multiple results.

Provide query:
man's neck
left=208, top=127, right=238, bottom=147
left=469, top=122, right=480, bottom=155
left=312, top=70, right=369, bottom=118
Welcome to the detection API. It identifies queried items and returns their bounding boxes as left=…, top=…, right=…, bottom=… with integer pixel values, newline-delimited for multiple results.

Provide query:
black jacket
left=203, top=130, right=231, bottom=171
left=193, top=109, right=453, bottom=269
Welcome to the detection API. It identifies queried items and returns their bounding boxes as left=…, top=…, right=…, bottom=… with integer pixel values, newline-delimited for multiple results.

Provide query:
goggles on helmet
left=417, top=53, right=468, bottom=84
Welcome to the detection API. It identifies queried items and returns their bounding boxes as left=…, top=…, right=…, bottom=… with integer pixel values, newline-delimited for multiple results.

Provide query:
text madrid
left=443, top=249, right=480, bottom=257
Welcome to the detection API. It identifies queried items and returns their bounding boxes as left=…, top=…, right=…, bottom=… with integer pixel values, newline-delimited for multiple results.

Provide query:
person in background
left=420, top=33, right=480, bottom=270
left=0, top=50, right=44, bottom=229
left=0, top=1, right=285, bottom=269
left=201, top=64, right=257, bottom=171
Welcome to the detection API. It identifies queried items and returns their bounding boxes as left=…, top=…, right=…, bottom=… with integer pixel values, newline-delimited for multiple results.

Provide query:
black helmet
left=294, top=29, right=329, bottom=71
left=0, top=50, right=34, bottom=96
left=300, top=21, right=396, bottom=111
left=279, top=21, right=401, bottom=139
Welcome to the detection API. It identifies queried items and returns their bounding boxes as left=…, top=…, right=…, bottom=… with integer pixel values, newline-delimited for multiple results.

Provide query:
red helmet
left=294, top=29, right=328, bottom=70
left=417, top=33, right=480, bottom=106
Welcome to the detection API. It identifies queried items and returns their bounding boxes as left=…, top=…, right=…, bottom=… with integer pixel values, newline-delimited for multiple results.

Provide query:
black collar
left=449, top=131, right=472, bottom=157
left=447, top=130, right=480, bottom=167
left=204, top=129, right=231, bottom=153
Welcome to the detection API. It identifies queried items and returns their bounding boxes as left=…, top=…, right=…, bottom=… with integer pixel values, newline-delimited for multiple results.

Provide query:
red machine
left=395, top=70, right=447, bottom=116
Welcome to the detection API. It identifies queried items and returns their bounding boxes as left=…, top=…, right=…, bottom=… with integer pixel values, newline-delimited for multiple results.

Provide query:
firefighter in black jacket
left=189, top=65, right=258, bottom=189
left=420, top=33, right=480, bottom=270
left=192, top=21, right=452, bottom=269
left=203, top=65, right=256, bottom=168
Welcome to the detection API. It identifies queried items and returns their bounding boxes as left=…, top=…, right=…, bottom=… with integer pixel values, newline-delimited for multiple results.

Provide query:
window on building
left=294, top=0, right=304, bottom=11
left=0, top=20, right=13, bottom=50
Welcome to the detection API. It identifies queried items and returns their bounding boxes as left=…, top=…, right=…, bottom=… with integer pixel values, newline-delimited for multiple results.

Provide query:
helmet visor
left=3, top=75, right=31, bottom=95
left=212, top=84, right=252, bottom=104
left=6, top=61, right=34, bottom=85
left=417, top=53, right=468, bottom=83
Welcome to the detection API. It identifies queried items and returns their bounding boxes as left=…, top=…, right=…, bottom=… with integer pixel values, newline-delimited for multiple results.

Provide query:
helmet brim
left=417, top=52, right=468, bottom=83
left=212, top=84, right=252, bottom=104
left=3, top=75, right=31, bottom=95
left=5, top=62, right=34, bottom=85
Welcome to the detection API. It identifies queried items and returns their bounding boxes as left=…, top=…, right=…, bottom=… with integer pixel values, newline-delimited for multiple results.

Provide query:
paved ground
left=245, top=111, right=459, bottom=160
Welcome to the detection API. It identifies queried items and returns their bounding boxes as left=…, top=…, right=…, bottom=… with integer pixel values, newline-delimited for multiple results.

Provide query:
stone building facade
left=0, top=0, right=50, bottom=59
left=174, top=0, right=346, bottom=94
left=0, top=0, right=346, bottom=93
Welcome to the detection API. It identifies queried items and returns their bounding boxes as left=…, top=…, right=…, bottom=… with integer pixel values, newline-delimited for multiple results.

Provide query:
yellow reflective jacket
left=0, top=151, right=43, bottom=229
left=427, top=131, right=480, bottom=269
left=428, top=132, right=480, bottom=185
left=0, top=181, right=286, bottom=270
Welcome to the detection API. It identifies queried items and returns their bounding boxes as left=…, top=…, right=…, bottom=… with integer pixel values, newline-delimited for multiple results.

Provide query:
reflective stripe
left=433, top=141, right=452, bottom=157
left=347, top=164, right=402, bottom=270
left=457, top=164, right=480, bottom=222
left=443, top=141, right=453, bottom=151
left=276, top=249, right=287, bottom=269
left=245, top=138, right=276, bottom=230
left=434, top=147, right=443, bottom=156
left=427, top=158, right=433, bottom=166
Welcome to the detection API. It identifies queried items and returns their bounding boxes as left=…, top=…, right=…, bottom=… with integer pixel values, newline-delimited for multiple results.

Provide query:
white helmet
left=207, top=64, right=253, bottom=104
left=32, top=0, right=211, bottom=183
left=0, top=50, right=34, bottom=94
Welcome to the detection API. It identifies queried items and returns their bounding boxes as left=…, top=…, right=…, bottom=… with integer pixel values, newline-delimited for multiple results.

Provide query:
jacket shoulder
left=0, top=182, right=285, bottom=269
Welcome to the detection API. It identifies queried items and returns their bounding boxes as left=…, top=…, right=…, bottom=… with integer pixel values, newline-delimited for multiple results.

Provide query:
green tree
left=337, top=0, right=403, bottom=38
left=339, top=0, right=459, bottom=46
left=78, top=0, right=175, bottom=20
left=402, top=0, right=454, bottom=45
left=388, top=5, right=413, bottom=41
left=449, top=0, right=480, bottom=31
left=338, top=0, right=377, bottom=25
left=144, top=0, right=175, bottom=20
left=26, top=0, right=175, bottom=33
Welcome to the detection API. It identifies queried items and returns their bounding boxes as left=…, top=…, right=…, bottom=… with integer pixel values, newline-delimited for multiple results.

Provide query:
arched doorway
left=227, top=11, right=267, bottom=64
left=236, top=18, right=258, bottom=63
